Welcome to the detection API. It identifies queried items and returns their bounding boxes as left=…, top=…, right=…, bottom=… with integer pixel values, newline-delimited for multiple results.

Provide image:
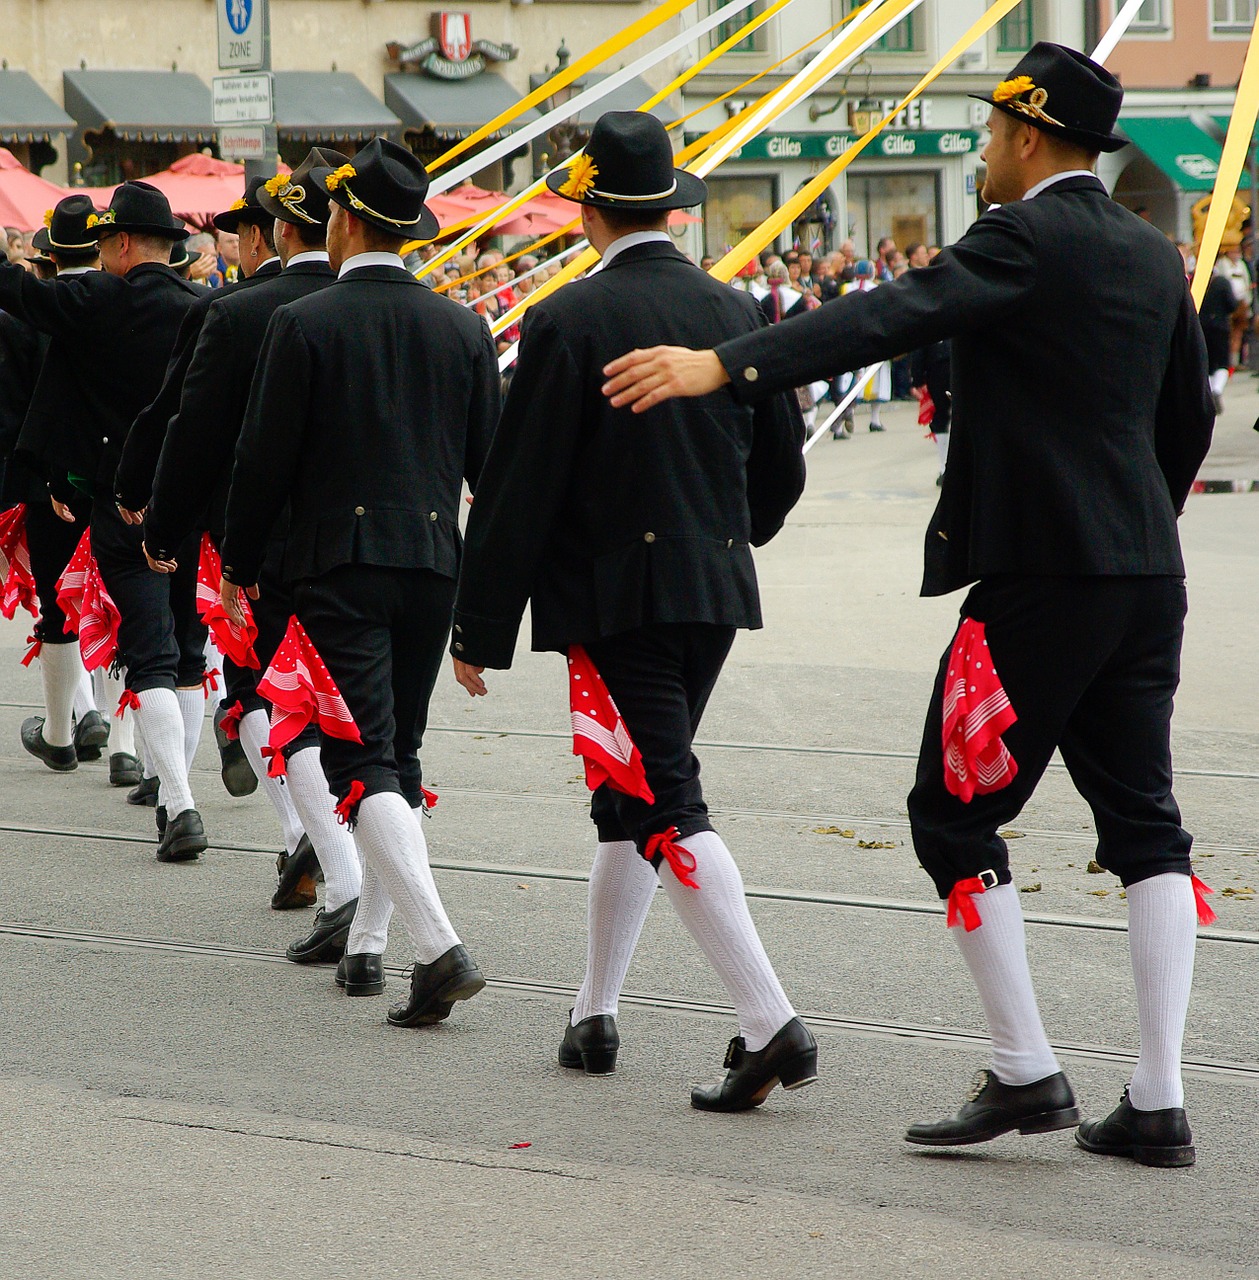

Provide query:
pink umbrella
left=129, top=153, right=249, bottom=229
left=0, top=148, right=74, bottom=231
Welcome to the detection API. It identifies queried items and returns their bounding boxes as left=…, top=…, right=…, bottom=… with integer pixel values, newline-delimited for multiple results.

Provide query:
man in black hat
left=221, top=137, right=498, bottom=1018
left=0, top=181, right=209, bottom=862
left=602, top=45, right=1216, bottom=1163
left=141, top=149, right=370, bottom=941
left=116, top=176, right=283, bottom=812
left=3, top=195, right=115, bottom=777
left=450, top=111, right=814, bottom=1111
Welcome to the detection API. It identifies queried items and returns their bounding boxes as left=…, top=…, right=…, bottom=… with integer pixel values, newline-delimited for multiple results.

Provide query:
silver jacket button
left=643, top=532, right=655, bottom=543
left=354, top=506, right=365, bottom=516
left=430, top=511, right=438, bottom=521
left=454, top=641, right=465, bottom=652
left=744, top=367, right=758, bottom=382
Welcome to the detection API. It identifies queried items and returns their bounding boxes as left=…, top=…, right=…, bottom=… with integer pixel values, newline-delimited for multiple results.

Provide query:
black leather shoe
left=286, top=896, right=358, bottom=964
left=21, top=716, right=77, bottom=772
left=109, top=752, right=143, bottom=787
left=272, top=835, right=319, bottom=911
left=213, top=702, right=257, bottom=797
left=336, top=952, right=386, bottom=996
left=691, top=1017, right=819, bottom=1112
left=155, top=808, right=207, bottom=862
left=74, top=709, right=109, bottom=761
left=906, top=1068, right=1079, bottom=1146
left=558, top=1012, right=619, bottom=1075
left=387, top=944, right=485, bottom=1027
left=127, top=775, right=159, bottom=806
left=1076, top=1088, right=1195, bottom=1168
left=155, top=805, right=167, bottom=837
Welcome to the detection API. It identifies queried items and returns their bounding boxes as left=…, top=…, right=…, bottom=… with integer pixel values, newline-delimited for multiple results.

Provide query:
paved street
left=2, top=375, right=1259, bottom=1278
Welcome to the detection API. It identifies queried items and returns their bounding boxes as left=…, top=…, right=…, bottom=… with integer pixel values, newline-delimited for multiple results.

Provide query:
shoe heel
left=1018, top=1106, right=1080, bottom=1136
left=1132, top=1143, right=1196, bottom=1168
left=580, top=1048, right=617, bottom=1076
left=779, top=1048, right=820, bottom=1091
left=437, top=972, right=486, bottom=1005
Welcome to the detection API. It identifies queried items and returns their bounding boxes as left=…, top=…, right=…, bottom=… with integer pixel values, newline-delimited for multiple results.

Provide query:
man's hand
left=50, top=497, right=76, bottom=523
left=601, top=346, right=729, bottom=413
left=220, top=577, right=259, bottom=629
left=453, top=657, right=487, bottom=697
left=117, top=504, right=146, bottom=526
left=143, top=542, right=177, bottom=574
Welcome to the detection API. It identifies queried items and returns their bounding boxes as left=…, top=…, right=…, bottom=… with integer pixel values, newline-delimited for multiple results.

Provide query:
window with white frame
left=849, top=0, right=922, bottom=52
left=1125, top=0, right=1170, bottom=30
left=1212, top=0, right=1258, bottom=34
left=711, top=0, right=768, bottom=53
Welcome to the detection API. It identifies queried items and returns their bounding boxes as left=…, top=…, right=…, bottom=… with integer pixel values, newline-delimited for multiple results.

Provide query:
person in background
left=875, top=235, right=897, bottom=282
left=214, top=228, right=240, bottom=286
left=1200, top=259, right=1236, bottom=413
left=906, top=242, right=931, bottom=270
left=834, top=259, right=891, bottom=437
left=1216, top=234, right=1252, bottom=368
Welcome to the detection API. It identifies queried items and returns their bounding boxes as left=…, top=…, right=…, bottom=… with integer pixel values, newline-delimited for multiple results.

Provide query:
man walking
left=451, top=113, right=815, bottom=1111
left=600, top=47, right=1215, bottom=1162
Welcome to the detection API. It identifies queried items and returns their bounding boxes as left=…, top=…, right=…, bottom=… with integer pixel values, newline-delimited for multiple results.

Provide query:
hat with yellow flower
left=256, top=148, right=350, bottom=227
left=973, top=42, right=1126, bottom=154
left=212, top=176, right=272, bottom=234
left=89, top=180, right=188, bottom=240
left=311, top=137, right=439, bottom=241
left=545, top=111, right=706, bottom=211
left=31, top=193, right=100, bottom=255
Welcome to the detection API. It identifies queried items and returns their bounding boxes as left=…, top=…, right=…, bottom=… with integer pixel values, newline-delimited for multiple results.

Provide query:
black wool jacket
left=139, top=258, right=336, bottom=557
left=116, top=258, right=281, bottom=511
left=0, top=260, right=201, bottom=500
left=714, top=177, right=1215, bottom=596
left=452, top=240, right=806, bottom=670
left=221, top=262, right=500, bottom=586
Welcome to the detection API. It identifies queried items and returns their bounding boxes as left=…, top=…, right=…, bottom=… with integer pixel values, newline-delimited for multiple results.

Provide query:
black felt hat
left=168, top=239, right=196, bottom=271
left=91, top=180, right=189, bottom=240
left=213, top=176, right=271, bottom=233
left=545, top=111, right=707, bottom=211
left=257, top=148, right=350, bottom=227
left=312, top=138, right=439, bottom=241
left=32, top=194, right=100, bottom=254
left=972, top=42, right=1126, bottom=154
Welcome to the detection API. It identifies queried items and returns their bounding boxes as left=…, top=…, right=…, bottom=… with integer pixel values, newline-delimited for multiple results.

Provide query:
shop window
left=712, top=0, right=768, bottom=53
left=704, top=174, right=778, bottom=258
left=847, top=170, right=939, bottom=259
left=848, top=0, right=921, bottom=52
left=1125, top=0, right=1169, bottom=29
left=1212, top=0, right=1257, bottom=33
left=997, top=8, right=1034, bottom=52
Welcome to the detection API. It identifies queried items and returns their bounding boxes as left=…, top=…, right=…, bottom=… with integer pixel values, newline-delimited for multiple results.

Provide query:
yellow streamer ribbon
left=1191, top=22, right=1259, bottom=309
left=426, top=0, right=702, bottom=175
left=710, top=0, right=1026, bottom=281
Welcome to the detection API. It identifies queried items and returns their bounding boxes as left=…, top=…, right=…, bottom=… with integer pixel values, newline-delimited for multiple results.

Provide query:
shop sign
left=1176, top=153, right=1218, bottom=182
left=386, top=14, right=518, bottom=82
left=687, top=130, right=981, bottom=161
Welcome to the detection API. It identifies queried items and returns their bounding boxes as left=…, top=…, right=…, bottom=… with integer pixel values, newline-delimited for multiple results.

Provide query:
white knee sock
left=139, top=726, right=155, bottom=781
left=572, top=839, right=658, bottom=1024
left=134, top=687, right=194, bottom=817
left=237, top=709, right=304, bottom=855
left=1209, top=368, right=1229, bottom=397
left=1126, top=872, right=1196, bottom=1111
left=285, top=746, right=363, bottom=911
left=39, top=643, right=84, bottom=747
left=102, top=668, right=135, bottom=756
left=72, top=667, right=94, bottom=723
left=934, top=430, right=950, bottom=472
left=347, top=855, right=394, bottom=955
left=174, top=687, right=205, bottom=773
left=352, top=791, right=459, bottom=965
left=657, top=830, right=795, bottom=1052
left=953, top=883, right=1060, bottom=1085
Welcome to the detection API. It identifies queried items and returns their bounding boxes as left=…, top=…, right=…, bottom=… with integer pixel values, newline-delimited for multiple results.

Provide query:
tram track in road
left=1, top=918, right=1256, bottom=1084
left=3, top=817, right=1259, bottom=948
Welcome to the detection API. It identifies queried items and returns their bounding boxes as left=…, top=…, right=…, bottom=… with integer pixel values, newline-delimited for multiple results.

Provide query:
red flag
left=196, top=533, right=259, bottom=669
left=55, top=529, right=93, bottom=635
left=942, top=619, right=1018, bottom=803
left=0, top=504, right=37, bottom=621
left=257, top=615, right=362, bottom=758
left=568, top=645, right=655, bottom=804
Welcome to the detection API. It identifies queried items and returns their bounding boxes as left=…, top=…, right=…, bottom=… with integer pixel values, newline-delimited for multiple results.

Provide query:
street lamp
left=531, top=41, right=588, bottom=178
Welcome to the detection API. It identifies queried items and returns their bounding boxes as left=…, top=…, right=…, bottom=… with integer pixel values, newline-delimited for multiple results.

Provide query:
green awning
left=1118, top=117, right=1221, bottom=191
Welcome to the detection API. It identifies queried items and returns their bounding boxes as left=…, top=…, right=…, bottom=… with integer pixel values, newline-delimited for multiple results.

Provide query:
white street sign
left=213, top=74, right=273, bottom=126
left=218, top=0, right=266, bottom=72
left=219, top=126, right=268, bottom=161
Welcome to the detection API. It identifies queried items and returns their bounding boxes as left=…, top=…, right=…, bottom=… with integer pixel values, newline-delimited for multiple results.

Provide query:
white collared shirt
left=600, top=229, right=672, bottom=268
left=337, top=250, right=406, bottom=279
left=56, top=265, right=96, bottom=276
left=1023, top=169, right=1098, bottom=201
left=286, top=250, right=329, bottom=269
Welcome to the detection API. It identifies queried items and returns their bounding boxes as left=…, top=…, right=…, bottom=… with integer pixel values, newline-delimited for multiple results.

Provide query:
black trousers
left=907, top=575, right=1192, bottom=898
left=293, top=564, right=455, bottom=811
left=26, top=493, right=91, bottom=645
left=925, top=373, right=951, bottom=435
left=90, top=498, right=207, bottom=692
left=584, top=623, right=735, bottom=854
